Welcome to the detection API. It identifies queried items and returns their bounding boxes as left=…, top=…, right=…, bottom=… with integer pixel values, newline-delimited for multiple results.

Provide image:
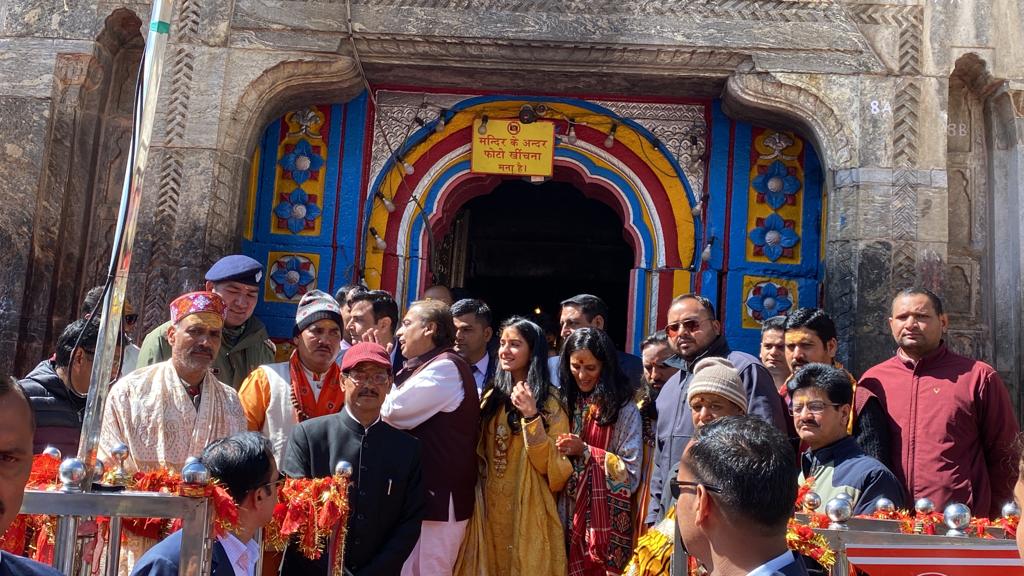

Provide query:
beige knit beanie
left=686, top=357, right=747, bottom=413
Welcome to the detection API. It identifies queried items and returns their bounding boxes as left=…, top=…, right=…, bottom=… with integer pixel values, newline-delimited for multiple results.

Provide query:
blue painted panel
left=244, top=241, right=336, bottom=340
left=332, top=92, right=369, bottom=288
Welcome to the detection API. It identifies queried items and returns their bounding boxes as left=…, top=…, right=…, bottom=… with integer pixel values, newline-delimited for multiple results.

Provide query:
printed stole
left=289, top=352, right=343, bottom=421
left=569, top=402, right=633, bottom=576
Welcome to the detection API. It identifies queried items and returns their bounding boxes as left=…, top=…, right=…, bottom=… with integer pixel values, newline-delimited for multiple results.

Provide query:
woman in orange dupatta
left=557, top=328, right=643, bottom=576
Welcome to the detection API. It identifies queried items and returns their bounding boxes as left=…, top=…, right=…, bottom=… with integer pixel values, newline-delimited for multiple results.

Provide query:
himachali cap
left=686, top=357, right=748, bottom=413
left=205, top=255, right=264, bottom=286
left=169, top=291, right=228, bottom=325
left=295, top=290, right=343, bottom=334
left=340, top=342, right=392, bottom=373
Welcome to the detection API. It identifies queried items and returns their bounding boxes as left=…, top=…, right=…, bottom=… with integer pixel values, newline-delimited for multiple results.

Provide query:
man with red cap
left=282, top=342, right=424, bottom=576
left=137, top=255, right=275, bottom=389
left=238, top=290, right=345, bottom=467
left=100, top=291, right=248, bottom=573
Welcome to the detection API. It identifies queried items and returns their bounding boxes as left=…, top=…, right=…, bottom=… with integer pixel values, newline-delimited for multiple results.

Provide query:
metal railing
left=20, top=490, right=213, bottom=576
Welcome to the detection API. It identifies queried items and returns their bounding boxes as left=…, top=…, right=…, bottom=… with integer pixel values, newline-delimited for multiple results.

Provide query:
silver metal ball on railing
left=801, top=491, right=822, bottom=513
left=943, top=502, right=971, bottom=537
left=110, top=443, right=130, bottom=485
left=914, top=497, right=936, bottom=515
left=834, top=492, right=852, bottom=502
left=825, top=497, right=852, bottom=530
left=59, top=458, right=87, bottom=493
left=334, top=460, right=353, bottom=478
left=93, top=458, right=106, bottom=482
left=42, top=445, right=62, bottom=461
left=874, top=497, right=895, bottom=514
left=181, top=458, right=210, bottom=486
left=1002, top=501, right=1021, bottom=520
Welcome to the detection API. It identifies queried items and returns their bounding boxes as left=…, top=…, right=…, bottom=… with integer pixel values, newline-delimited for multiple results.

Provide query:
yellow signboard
left=470, top=118, right=555, bottom=177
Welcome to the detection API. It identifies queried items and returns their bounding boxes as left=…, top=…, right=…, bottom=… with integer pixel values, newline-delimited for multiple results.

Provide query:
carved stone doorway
left=437, top=179, right=634, bottom=349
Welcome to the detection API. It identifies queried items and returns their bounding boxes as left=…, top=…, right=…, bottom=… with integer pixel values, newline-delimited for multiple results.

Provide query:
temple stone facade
left=1, top=1, right=1023, bottom=413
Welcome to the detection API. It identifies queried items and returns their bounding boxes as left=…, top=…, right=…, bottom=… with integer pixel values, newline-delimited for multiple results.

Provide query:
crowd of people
left=0, top=252, right=1022, bottom=576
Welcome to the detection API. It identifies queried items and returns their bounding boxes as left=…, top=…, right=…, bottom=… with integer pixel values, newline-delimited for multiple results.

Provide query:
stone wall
left=0, top=0, right=1021, bottom=414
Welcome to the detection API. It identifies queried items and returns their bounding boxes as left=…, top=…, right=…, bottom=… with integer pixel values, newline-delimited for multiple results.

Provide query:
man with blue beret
left=136, top=255, right=275, bottom=389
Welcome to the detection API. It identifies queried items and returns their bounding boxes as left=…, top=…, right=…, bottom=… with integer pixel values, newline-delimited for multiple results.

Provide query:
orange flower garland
left=2, top=456, right=351, bottom=574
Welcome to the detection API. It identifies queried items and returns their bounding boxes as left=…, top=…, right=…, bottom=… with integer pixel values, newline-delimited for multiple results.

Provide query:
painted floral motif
left=269, top=255, right=316, bottom=300
left=274, top=188, right=322, bottom=234
left=749, top=213, right=799, bottom=262
left=279, top=139, right=324, bottom=185
left=745, top=282, right=793, bottom=322
left=753, top=160, right=801, bottom=210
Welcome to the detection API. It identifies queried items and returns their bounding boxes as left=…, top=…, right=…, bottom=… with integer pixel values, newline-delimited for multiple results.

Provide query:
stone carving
left=1011, top=90, right=1024, bottom=118
left=893, top=77, right=920, bottom=167
left=166, top=46, right=194, bottom=144
left=175, top=0, right=202, bottom=42
left=826, top=240, right=856, bottom=367
left=144, top=149, right=186, bottom=330
left=892, top=241, right=917, bottom=289
left=725, top=73, right=856, bottom=169
left=847, top=4, right=923, bottom=75
left=350, top=0, right=848, bottom=22
left=891, top=166, right=917, bottom=241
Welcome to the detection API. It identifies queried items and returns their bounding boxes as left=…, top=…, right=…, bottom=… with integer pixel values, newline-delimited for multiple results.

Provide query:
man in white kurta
left=99, top=291, right=246, bottom=574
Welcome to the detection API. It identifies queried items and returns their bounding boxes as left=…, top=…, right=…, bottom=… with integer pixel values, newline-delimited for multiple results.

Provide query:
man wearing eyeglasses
left=646, top=294, right=787, bottom=525
left=282, top=342, right=424, bottom=576
left=782, top=308, right=891, bottom=468
left=788, top=363, right=903, bottom=515
left=131, top=432, right=281, bottom=576
left=674, top=416, right=807, bottom=576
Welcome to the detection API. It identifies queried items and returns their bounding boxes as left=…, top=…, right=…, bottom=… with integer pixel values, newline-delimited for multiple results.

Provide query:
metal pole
left=104, top=517, right=122, bottom=576
left=54, top=516, right=80, bottom=575
left=76, top=0, right=177, bottom=478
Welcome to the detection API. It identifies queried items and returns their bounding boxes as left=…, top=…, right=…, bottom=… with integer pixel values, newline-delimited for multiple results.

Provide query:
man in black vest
left=282, top=342, right=424, bottom=575
left=383, top=299, right=479, bottom=576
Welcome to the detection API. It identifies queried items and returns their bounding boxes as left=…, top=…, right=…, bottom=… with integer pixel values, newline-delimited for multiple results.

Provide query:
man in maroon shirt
left=859, top=288, right=1019, bottom=518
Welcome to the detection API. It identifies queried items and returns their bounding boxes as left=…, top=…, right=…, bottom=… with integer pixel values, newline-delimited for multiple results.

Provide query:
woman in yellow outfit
left=457, top=317, right=573, bottom=576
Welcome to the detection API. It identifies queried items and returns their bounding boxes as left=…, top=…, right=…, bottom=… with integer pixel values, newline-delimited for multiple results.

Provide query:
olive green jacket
left=136, top=317, right=276, bottom=390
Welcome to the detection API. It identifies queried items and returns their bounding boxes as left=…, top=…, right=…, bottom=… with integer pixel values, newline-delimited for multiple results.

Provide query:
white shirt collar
left=747, top=550, right=795, bottom=576
left=472, top=354, right=490, bottom=395
left=345, top=403, right=381, bottom=430
left=217, top=532, right=259, bottom=576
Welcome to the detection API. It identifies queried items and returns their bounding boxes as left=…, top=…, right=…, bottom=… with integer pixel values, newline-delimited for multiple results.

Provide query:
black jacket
left=281, top=409, right=424, bottom=576
left=18, top=360, right=86, bottom=456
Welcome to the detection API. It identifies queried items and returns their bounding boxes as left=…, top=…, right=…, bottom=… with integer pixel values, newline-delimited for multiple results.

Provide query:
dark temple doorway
left=440, top=179, right=634, bottom=349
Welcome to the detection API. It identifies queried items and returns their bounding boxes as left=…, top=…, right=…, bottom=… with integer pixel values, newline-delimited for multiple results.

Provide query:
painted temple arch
left=242, top=90, right=826, bottom=355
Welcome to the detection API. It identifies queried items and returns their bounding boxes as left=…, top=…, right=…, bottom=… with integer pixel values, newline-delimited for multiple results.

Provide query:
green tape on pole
left=150, top=20, right=170, bottom=34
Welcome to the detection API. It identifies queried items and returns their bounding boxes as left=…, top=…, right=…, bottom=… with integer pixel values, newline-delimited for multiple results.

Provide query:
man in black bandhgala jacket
left=281, top=342, right=424, bottom=576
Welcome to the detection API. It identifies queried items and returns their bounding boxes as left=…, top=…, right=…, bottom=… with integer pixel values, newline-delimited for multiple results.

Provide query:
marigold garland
left=786, top=519, right=836, bottom=569
left=2, top=456, right=350, bottom=574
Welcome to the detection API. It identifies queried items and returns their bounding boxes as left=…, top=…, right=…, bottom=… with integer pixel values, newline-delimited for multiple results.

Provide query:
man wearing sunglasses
left=647, top=294, right=787, bottom=525
left=131, top=432, right=280, bottom=576
left=282, top=342, right=424, bottom=576
left=674, top=416, right=807, bottom=576
left=788, top=363, right=903, bottom=515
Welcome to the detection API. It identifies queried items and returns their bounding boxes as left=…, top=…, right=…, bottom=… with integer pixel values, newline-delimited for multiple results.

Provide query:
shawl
left=99, top=361, right=246, bottom=472
left=567, top=400, right=635, bottom=576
